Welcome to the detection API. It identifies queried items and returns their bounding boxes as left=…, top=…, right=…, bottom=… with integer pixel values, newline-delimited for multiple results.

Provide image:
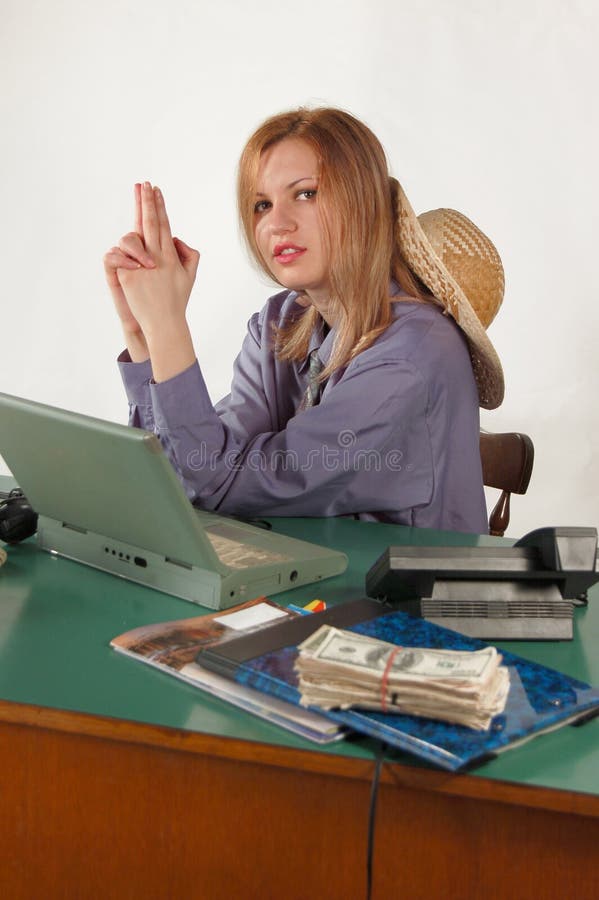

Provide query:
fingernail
left=144, top=181, right=151, bottom=191
left=154, top=186, right=162, bottom=199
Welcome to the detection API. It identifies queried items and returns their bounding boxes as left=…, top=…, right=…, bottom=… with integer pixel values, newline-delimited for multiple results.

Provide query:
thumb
left=173, top=237, right=200, bottom=277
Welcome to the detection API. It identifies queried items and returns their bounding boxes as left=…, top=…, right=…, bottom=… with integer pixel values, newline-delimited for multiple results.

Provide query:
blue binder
left=198, top=602, right=599, bottom=771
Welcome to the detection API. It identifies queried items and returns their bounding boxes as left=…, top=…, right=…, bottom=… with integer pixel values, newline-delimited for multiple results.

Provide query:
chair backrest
left=480, top=431, right=534, bottom=537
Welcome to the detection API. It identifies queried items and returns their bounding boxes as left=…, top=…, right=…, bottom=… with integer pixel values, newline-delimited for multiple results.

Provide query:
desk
left=1, top=507, right=598, bottom=899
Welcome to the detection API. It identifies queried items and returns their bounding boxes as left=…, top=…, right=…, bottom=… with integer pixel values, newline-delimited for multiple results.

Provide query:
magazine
left=110, top=597, right=345, bottom=744
left=198, top=603, right=599, bottom=770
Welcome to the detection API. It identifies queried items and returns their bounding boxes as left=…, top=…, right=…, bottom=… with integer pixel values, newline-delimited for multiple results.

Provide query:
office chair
left=480, top=431, right=534, bottom=537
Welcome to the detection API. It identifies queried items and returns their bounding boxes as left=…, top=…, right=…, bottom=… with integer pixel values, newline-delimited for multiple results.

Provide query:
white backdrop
left=1, top=0, right=597, bottom=536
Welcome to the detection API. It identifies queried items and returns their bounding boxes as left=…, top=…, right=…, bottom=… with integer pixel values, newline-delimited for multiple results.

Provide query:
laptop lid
left=0, top=391, right=224, bottom=571
left=0, top=392, right=347, bottom=606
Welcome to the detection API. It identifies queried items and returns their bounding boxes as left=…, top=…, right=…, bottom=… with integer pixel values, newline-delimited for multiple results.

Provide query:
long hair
left=237, top=107, right=426, bottom=377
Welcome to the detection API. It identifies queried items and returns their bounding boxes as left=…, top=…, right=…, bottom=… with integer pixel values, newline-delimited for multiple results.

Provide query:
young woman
left=103, top=107, right=504, bottom=533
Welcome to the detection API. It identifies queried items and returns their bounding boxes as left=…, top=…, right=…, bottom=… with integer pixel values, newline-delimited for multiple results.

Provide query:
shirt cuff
left=150, top=360, right=214, bottom=431
left=117, top=351, right=154, bottom=406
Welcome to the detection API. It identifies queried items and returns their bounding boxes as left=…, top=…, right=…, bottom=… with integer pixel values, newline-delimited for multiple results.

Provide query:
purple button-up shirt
left=119, top=289, right=488, bottom=534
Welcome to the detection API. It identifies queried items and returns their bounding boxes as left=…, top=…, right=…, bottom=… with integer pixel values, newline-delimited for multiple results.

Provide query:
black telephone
left=366, top=527, right=599, bottom=640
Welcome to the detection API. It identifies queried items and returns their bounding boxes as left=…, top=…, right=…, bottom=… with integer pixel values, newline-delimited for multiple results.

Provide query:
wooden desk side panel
left=0, top=719, right=371, bottom=900
left=375, top=781, right=599, bottom=900
left=2, top=720, right=599, bottom=900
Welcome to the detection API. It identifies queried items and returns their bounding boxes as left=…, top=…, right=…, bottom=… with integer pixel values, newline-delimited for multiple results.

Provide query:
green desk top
left=0, top=478, right=597, bottom=796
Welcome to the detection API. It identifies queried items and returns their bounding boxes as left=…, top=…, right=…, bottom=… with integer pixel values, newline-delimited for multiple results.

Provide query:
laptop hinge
left=165, top=556, right=194, bottom=571
left=61, top=522, right=88, bottom=535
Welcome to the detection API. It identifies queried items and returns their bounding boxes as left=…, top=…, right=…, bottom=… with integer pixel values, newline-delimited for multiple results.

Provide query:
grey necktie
left=298, top=349, right=325, bottom=411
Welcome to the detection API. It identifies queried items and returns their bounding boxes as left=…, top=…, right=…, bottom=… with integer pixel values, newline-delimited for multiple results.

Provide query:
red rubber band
left=380, top=646, right=402, bottom=712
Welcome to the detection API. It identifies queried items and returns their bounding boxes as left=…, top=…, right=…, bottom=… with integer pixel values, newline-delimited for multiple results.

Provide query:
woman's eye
left=297, top=189, right=317, bottom=200
left=254, top=200, right=271, bottom=214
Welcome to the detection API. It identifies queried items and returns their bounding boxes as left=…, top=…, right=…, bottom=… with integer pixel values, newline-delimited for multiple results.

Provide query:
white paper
left=214, top=602, right=289, bottom=632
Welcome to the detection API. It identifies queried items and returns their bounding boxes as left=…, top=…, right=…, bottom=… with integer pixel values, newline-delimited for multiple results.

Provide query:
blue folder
left=198, top=601, right=599, bottom=771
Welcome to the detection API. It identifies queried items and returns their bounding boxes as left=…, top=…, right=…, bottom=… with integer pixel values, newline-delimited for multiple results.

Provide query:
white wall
left=1, top=0, right=597, bottom=536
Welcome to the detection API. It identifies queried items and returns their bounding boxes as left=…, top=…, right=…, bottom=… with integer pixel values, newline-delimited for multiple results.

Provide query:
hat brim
left=395, top=181, right=505, bottom=410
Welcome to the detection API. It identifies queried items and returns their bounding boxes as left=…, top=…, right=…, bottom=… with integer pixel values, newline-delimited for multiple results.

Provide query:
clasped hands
left=104, top=182, right=199, bottom=379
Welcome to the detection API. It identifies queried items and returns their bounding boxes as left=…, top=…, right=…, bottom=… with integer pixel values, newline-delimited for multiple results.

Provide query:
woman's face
left=254, top=138, right=332, bottom=312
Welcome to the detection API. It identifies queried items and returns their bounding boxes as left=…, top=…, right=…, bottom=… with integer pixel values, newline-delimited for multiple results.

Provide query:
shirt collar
left=296, top=317, right=330, bottom=373
left=296, top=280, right=406, bottom=372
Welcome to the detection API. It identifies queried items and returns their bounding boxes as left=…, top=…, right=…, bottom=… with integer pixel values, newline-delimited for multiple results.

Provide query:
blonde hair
left=237, top=107, right=426, bottom=377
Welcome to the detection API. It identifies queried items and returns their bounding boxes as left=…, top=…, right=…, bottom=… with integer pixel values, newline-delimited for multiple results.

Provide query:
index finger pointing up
left=134, top=182, right=143, bottom=236
left=153, top=186, right=173, bottom=246
left=140, top=181, right=161, bottom=253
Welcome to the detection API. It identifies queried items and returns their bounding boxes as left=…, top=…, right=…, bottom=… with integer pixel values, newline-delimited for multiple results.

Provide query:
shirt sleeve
left=213, top=311, right=280, bottom=439
left=117, top=307, right=278, bottom=440
left=117, top=351, right=156, bottom=432
left=147, top=347, right=434, bottom=519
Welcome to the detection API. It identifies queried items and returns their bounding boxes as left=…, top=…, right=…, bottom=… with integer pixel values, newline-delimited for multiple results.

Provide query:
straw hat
left=393, top=179, right=505, bottom=409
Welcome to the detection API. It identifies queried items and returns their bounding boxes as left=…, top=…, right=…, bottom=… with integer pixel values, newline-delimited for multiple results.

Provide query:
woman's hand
left=116, top=182, right=200, bottom=341
left=104, top=183, right=200, bottom=379
left=104, top=183, right=155, bottom=360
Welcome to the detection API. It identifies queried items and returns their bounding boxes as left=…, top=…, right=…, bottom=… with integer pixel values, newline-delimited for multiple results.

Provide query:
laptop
left=0, top=392, right=347, bottom=610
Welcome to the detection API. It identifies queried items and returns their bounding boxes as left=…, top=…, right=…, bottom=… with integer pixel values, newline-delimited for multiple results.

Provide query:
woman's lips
left=273, top=243, right=306, bottom=264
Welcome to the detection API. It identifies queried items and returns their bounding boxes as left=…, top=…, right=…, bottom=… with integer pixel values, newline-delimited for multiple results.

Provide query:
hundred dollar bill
left=298, top=668, right=510, bottom=717
left=295, top=625, right=510, bottom=730
left=298, top=625, right=500, bottom=683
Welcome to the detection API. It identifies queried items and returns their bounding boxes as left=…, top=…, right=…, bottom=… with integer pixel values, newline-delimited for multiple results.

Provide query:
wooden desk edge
left=1, top=697, right=597, bottom=820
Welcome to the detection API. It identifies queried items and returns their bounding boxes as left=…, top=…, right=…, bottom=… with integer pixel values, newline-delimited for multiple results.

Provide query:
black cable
left=226, top=514, right=272, bottom=531
left=366, top=741, right=386, bottom=900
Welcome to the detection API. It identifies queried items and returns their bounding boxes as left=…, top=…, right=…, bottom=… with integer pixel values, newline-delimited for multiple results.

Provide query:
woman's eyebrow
left=255, top=176, right=318, bottom=197
left=287, top=176, right=318, bottom=188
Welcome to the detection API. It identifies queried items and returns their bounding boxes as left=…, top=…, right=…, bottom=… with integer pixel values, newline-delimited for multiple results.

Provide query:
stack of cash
left=295, top=625, right=510, bottom=731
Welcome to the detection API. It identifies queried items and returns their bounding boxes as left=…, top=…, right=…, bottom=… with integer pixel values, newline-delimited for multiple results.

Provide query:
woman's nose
left=267, top=202, right=297, bottom=235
